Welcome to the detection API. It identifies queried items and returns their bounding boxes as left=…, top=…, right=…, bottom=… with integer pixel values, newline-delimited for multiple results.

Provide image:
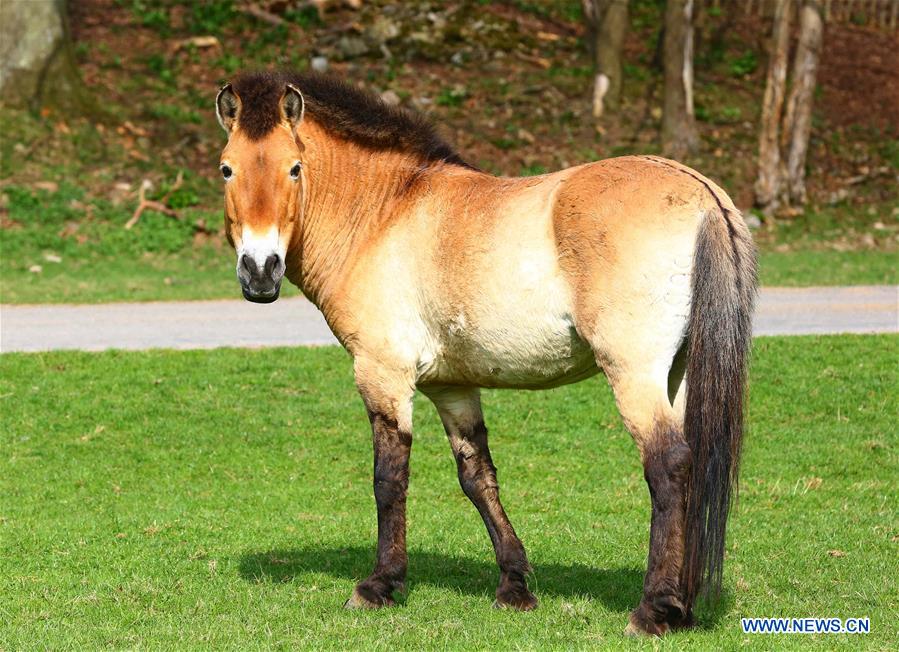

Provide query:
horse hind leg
left=424, top=386, right=537, bottom=610
left=607, top=365, right=695, bottom=636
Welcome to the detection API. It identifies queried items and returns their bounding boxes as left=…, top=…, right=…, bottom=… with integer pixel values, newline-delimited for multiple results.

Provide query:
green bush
left=729, top=51, right=758, bottom=77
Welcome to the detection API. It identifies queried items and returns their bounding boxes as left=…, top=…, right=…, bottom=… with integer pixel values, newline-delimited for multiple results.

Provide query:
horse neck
left=293, top=120, right=442, bottom=309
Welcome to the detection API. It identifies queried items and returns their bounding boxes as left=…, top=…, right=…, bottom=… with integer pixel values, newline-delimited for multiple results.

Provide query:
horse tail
left=681, top=204, right=757, bottom=609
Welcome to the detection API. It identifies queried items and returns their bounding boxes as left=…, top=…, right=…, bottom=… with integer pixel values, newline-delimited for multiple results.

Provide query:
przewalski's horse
left=215, top=71, right=756, bottom=635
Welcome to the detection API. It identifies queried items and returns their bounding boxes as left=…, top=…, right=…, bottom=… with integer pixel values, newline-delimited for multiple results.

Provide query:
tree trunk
left=783, top=0, right=824, bottom=205
left=582, top=0, right=630, bottom=119
left=694, top=0, right=709, bottom=57
left=754, top=0, right=793, bottom=215
left=661, top=0, right=698, bottom=159
left=0, top=0, right=95, bottom=115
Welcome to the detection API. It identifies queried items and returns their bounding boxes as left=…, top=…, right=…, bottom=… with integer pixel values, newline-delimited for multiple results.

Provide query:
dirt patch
left=818, top=23, right=899, bottom=134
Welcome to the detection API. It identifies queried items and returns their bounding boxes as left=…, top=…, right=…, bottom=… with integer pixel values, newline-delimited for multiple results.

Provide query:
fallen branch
left=516, top=51, right=552, bottom=69
left=845, top=166, right=889, bottom=186
left=170, top=35, right=222, bottom=54
left=240, top=3, right=286, bottom=26
left=125, top=172, right=183, bottom=230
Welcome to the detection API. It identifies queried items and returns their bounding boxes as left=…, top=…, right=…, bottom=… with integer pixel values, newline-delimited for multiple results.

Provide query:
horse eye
left=220, top=164, right=232, bottom=180
left=289, top=163, right=301, bottom=179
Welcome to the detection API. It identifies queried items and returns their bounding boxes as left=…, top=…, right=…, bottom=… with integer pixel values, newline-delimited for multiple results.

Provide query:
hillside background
left=1, top=0, right=896, bottom=303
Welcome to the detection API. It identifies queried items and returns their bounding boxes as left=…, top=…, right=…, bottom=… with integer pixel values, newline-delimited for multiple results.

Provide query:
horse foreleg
left=426, top=386, right=537, bottom=610
left=345, top=360, right=415, bottom=609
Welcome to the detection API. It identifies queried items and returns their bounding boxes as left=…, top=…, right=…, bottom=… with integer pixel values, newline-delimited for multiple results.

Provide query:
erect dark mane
left=229, top=70, right=474, bottom=169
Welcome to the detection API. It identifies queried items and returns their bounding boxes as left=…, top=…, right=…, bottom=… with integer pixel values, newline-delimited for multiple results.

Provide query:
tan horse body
left=216, top=72, right=756, bottom=635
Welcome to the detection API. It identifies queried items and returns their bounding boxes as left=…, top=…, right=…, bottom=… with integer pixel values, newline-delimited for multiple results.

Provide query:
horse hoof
left=671, top=610, right=696, bottom=631
left=493, top=589, right=538, bottom=611
left=343, top=587, right=394, bottom=610
left=625, top=610, right=669, bottom=637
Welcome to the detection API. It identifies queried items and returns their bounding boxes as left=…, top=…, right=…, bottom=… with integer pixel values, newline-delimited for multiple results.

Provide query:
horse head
left=215, top=79, right=305, bottom=303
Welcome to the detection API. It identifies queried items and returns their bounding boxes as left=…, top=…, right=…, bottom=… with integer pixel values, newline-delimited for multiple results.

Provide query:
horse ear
left=216, top=83, right=240, bottom=132
left=282, top=83, right=305, bottom=128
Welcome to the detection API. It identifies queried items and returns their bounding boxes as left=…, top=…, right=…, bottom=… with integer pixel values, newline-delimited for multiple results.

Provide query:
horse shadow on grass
left=239, top=546, right=639, bottom=611
left=238, top=546, right=731, bottom=625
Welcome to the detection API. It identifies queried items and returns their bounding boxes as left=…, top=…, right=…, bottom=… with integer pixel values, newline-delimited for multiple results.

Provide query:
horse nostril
left=241, top=254, right=258, bottom=276
left=263, top=253, right=280, bottom=278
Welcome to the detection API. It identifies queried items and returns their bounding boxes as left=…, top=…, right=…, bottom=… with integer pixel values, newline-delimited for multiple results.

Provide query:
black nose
left=238, top=253, right=284, bottom=303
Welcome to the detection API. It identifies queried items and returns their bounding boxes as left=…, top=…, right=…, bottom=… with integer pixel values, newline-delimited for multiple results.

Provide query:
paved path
left=1, top=286, right=896, bottom=353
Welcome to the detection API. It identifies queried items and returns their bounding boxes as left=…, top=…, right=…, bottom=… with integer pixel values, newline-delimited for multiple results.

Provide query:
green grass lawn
left=759, top=250, right=897, bottom=287
left=1, top=184, right=895, bottom=305
left=1, top=335, right=896, bottom=649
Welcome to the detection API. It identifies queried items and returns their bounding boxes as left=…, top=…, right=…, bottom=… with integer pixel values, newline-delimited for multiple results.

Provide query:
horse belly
left=445, top=321, right=597, bottom=389
left=421, top=269, right=598, bottom=389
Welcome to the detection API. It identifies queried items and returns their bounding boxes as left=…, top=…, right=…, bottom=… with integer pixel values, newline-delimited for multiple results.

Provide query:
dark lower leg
left=452, top=421, right=536, bottom=610
left=350, top=411, right=412, bottom=607
left=630, top=430, right=693, bottom=634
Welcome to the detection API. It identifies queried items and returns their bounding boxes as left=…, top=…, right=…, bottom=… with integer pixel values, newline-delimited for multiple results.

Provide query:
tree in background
left=755, top=0, right=825, bottom=216
left=661, top=0, right=698, bottom=159
left=755, top=0, right=793, bottom=215
left=581, top=0, right=630, bottom=120
left=782, top=0, right=825, bottom=206
left=0, top=0, right=95, bottom=115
